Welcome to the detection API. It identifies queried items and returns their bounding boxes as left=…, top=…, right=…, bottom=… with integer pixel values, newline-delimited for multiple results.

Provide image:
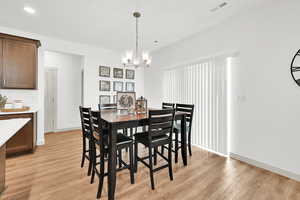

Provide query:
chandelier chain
left=136, top=15, right=138, bottom=58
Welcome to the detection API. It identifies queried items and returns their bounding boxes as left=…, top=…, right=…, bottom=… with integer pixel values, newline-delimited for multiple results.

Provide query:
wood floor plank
left=1, top=130, right=300, bottom=200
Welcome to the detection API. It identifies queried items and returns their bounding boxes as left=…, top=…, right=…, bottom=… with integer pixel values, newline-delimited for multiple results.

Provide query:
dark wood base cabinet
left=0, top=113, right=37, bottom=157
left=0, top=145, right=5, bottom=195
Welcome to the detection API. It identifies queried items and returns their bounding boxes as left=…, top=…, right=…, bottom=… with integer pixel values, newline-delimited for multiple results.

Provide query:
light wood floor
left=2, top=130, right=300, bottom=200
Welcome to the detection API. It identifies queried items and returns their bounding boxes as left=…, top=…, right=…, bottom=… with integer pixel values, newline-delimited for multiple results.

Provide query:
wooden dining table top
left=100, top=108, right=187, bottom=123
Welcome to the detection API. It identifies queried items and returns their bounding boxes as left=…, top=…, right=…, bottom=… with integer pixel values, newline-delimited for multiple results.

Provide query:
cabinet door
left=0, top=114, right=35, bottom=156
left=2, top=39, right=37, bottom=89
left=0, top=39, right=2, bottom=87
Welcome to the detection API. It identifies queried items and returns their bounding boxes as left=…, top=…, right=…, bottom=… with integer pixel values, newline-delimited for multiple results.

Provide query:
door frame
left=44, top=67, right=58, bottom=133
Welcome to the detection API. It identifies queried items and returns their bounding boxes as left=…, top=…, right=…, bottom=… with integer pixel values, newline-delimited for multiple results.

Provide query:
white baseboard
left=44, top=127, right=81, bottom=134
left=192, top=144, right=228, bottom=158
left=54, top=127, right=81, bottom=132
left=230, top=153, right=300, bottom=182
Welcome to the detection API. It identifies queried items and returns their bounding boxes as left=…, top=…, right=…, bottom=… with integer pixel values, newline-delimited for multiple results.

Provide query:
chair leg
left=96, top=148, right=105, bottom=199
left=168, top=142, right=174, bottom=181
left=148, top=147, right=155, bottom=190
left=87, top=140, right=93, bottom=176
left=118, top=149, right=122, bottom=168
left=161, top=145, right=165, bottom=155
left=81, top=136, right=86, bottom=168
left=188, top=131, right=192, bottom=156
left=175, top=132, right=179, bottom=163
left=134, top=141, right=138, bottom=173
left=154, top=147, right=158, bottom=165
left=129, top=145, right=135, bottom=184
left=122, top=128, right=129, bottom=152
left=90, top=143, right=96, bottom=184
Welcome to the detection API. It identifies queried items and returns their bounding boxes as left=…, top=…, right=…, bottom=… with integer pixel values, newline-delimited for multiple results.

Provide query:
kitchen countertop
left=0, top=118, right=31, bottom=147
left=0, top=107, right=39, bottom=115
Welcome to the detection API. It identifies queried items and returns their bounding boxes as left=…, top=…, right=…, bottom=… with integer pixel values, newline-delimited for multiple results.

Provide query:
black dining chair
left=79, top=106, right=94, bottom=176
left=99, top=103, right=135, bottom=145
left=173, top=104, right=195, bottom=161
left=90, top=110, right=135, bottom=199
left=160, top=103, right=175, bottom=155
left=134, top=109, right=175, bottom=190
left=162, top=102, right=175, bottom=109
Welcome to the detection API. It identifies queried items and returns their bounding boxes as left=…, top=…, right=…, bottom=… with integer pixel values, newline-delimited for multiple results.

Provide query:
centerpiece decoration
left=136, top=96, right=147, bottom=114
left=117, top=92, right=136, bottom=114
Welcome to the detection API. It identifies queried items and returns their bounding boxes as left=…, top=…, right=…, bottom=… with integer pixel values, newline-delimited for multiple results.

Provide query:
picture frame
left=99, top=80, right=111, bottom=91
left=113, top=81, right=123, bottom=92
left=126, top=82, right=135, bottom=92
left=117, top=92, right=136, bottom=110
left=99, top=95, right=111, bottom=104
left=99, top=66, right=110, bottom=77
left=113, top=68, right=124, bottom=79
left=126, top=69, right=135, bottom=80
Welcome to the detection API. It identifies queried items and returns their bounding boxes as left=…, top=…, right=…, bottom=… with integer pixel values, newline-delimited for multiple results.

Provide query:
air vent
left=210, top=2, right=228, bottom=12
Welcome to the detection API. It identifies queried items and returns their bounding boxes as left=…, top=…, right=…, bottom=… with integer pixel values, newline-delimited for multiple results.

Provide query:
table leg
left=108, top=124, right=117, bottom=200
left=181, top=114, right=187, bottom=166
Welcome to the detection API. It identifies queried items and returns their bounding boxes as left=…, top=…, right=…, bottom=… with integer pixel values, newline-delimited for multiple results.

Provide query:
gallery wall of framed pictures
left=99, top=65, right=136, bottom=104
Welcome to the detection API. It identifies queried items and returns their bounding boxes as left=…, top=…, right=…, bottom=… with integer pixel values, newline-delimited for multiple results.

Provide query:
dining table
left=100, top=108, right=188, bottom=200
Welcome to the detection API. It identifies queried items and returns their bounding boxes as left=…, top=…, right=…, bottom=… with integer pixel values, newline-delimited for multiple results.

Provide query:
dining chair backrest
left=148, top=109, right=175, bottom=142
left=162, top=102, right=175, bottom=109
left=175, top=104, right=195, bottom=129
left=79, top=106, right=93, bottom=136
left=98, top=103, right=117, bottom=111
left=91, top=111, right=102, bottom=135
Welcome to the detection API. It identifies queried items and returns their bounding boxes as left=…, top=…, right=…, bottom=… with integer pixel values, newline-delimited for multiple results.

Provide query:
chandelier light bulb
left=142, top=52, right=149, bottom=61
left=126, top=51, right=133, bottom=60
left=133, top=58, right=140, bottom=66
left=122, top=57, right=128, bottom=64
left=146, top=58, right=152, bottom=65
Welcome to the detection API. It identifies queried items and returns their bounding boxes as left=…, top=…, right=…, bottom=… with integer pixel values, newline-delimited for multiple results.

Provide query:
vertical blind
left=163, top=57, right=228, bottom=155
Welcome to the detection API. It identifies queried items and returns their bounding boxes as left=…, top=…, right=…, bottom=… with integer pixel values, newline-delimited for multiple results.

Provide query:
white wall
left=0, top=25, right=145, bottom=145
left=44, top=51, right=83, bottom=130
left=145, top=0, right=300, bottom=177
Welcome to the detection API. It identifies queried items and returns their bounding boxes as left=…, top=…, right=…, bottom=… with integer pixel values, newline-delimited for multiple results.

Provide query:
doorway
left=44, top=68, right=58, bottom=133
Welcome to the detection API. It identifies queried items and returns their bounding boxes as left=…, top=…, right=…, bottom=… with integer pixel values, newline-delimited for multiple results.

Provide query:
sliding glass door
left=163, top=56, right=229, bottom=156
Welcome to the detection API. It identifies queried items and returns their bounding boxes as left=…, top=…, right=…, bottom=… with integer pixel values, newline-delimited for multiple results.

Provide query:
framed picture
left=126, top=82, right=135, bottom=92
left=113, top=68, right=124, bottom=79
left=117, top=92, right=136, bottom=110
left=126, top=69, right=135, bottom=80
left=113, top=81, right=123, bottom=92
left=99, top=66, right=110, bottom=77
left=113, top=95, right=117, bottom=104
left=99, top=80, right=111, bottom=91
left=99, top=95, right=111, bottom=104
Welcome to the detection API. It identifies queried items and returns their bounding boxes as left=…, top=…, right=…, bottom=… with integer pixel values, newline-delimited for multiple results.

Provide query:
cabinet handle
left=3, top=80, right=5, bottom=86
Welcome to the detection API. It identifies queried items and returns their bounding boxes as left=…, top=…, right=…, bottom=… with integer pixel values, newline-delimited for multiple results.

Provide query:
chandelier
left=122, top=12, right=151, bottom=68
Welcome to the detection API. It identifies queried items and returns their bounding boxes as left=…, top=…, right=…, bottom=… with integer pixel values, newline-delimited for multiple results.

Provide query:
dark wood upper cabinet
left=0, top=33, right=41, bottom=89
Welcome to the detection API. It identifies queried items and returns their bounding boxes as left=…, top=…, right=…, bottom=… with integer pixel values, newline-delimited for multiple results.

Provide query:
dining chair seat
left=135, top=132, right=169, bottom=146
left=93, top=132, right=132, bottom=147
